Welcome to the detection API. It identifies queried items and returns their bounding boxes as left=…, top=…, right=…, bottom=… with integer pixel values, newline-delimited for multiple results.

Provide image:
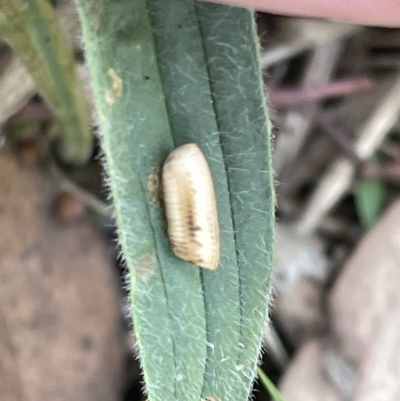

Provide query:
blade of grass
left=355, top=156, right=385, bottom=228
left=257, top=367, right=287, bottom=401
left=0, top=0, right=92, bottom=164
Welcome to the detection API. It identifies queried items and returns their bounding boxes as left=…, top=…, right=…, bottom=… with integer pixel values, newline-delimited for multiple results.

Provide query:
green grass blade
left=257, top=367, right=287, bottom=401
left=0, top=0, right=92, bottom=164
left=354, top=158, right=384, bottom=228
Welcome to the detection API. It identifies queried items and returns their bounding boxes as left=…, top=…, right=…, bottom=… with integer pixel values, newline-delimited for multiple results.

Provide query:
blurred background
left=1, top=1, right=400, bottom=400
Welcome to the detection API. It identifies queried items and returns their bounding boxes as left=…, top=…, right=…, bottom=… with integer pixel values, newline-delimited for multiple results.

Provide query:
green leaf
left=75, top=1, right=275, bottom=400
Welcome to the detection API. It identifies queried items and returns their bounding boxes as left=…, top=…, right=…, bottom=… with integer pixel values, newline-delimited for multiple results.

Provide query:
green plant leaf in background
left=355, top=157, right=385, bottom=228
left=0, top=0, right=92, bottom=164
left=257, top=367, right=287, bottom=401
left=75, top=1, right=275, bottom=400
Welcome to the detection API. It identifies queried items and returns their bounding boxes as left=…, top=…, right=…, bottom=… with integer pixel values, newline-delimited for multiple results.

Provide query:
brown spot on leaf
left=147, top=170, right=161, bottom=204
left=136, top=252, right=156, bottom=280
left=105, top=68, right=122, bottom=106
